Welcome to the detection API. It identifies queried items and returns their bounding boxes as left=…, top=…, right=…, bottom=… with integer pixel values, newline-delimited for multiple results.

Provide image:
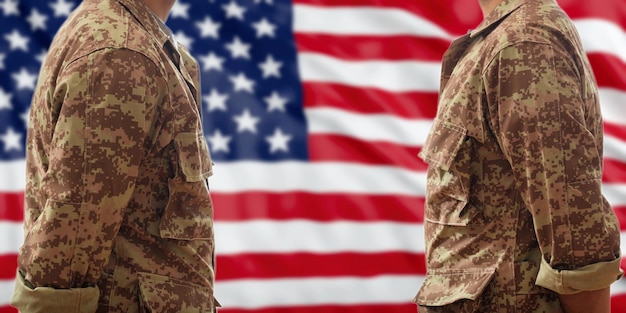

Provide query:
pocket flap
left=419, top=121, right=467, bottom=171
left=138, top=272, right=215, bottom=313
left=413, top=267, right=496, bottom=306
left=159, top=176, right=214, bottom=240
left=174, top=132, right=213, bottom=182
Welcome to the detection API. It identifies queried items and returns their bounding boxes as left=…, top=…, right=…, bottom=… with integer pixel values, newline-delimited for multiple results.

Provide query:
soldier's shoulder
left=50, top=1, right=157, bottom=64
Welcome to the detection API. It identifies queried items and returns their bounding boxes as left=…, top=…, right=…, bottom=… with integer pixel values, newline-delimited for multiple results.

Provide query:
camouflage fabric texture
left=413, top=0, right=623, bottom=312
left=10, top=0, right=218, bottom=312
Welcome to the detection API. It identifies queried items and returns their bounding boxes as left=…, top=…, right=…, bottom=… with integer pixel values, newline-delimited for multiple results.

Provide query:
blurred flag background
left=1, top=0, right=625, bottom=312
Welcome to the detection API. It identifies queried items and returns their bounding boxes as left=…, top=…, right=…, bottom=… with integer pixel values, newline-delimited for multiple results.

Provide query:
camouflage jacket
left=11, top=0, right=217, bottom=312
left=414, top=0, right=622, bottom=312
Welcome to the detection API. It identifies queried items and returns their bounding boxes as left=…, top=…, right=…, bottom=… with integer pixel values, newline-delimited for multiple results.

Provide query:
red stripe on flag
left=0, top=306, right=17, bottom=313
left=293, top=0, right=482, bottom=36
left=215, top=303, right=418, bottom=313
left=558, top=0, right=626, bottom=30
left=308, top=134, right=426, bottom=171
left=212, top=192, right=424, bottom=222
left=0, top=254, right=17, bottom=280
left=611, top=294, right=626, bottom=313
left=294, top=0, right=626, bottom=35
left=588, top=53, right=626, bottom=91
left=604, top=122, right=626, bottom=142
left=216, top=252, right=426, bottom=280
left=302, top=83, right=438, bottom=119
left=0, top=193, right=23, bottom=222
left=295, top=33, right=449, bottom=61
left=603, top=158, right=626, bottom=184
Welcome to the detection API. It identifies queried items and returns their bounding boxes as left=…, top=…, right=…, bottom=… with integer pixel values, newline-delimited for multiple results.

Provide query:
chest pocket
left=158, top=131, right=214, bottom=240
left=420, top=121, right=483, bottom=226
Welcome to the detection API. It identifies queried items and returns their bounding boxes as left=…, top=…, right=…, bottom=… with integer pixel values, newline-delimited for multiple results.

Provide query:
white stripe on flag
left=214, top=275, right=424, bottom=309
left=575, top=19, right=626, bottom=63
left=611, top=276, right=626, bottom=296
left=0, top=279, right=15, bottom=308
left=209, top=161, right=427, bottom=195
left=0, top=221, right=22, bottom=255
left=604, top=135, right=626, bottom=164
left=0, top=160, right=26, bottom=192
left=298, top=53, right=442, bottom=92
left=293, top=4, right=454, bottom=39
left=603, top=183, right=626, bottom=207
left=600, top=87, right=626, bottom=127
left=306, top=107, right=433, bottom=146
left=215, top=221, right=425, bottom=255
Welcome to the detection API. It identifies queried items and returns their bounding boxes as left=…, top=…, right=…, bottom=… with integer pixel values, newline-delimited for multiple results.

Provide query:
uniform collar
left=470, top=0, right=528, bottom=37
left=114, top=0, right=170, bottom=47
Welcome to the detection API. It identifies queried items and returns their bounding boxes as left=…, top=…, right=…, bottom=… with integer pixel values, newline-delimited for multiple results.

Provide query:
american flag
left=1, top=0, right=625, bottom=312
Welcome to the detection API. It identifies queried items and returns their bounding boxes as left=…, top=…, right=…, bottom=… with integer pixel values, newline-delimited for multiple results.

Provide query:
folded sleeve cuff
left=535, top=256, right=624, bottom=294
left=10, top=270, right=99, bottom=313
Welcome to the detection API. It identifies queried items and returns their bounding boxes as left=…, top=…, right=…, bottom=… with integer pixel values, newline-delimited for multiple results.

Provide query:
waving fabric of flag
left=1, top=0, right=626, bottom=312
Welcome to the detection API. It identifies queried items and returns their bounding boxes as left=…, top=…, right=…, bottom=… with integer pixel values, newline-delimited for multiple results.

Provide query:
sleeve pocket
left=138, top=272, right=216, bottom=313
left=174, top=131, right=213, bottom=182
left=419, top=121, right=468, bottom=171
left=420, top=121, right=481, bottom=226
left=413, top=267, right=495, bottom=308
left=153, top=132, right=215, bottom=240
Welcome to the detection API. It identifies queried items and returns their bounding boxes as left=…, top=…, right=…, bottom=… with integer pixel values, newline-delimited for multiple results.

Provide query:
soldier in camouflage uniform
left=10, top=0, right=218, bottom=312
left=413, top=0, right=622, bottom=312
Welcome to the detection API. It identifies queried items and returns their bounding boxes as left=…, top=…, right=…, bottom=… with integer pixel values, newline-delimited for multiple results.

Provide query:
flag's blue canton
left=166, top=0, right=308, bottom=162
left=0, top=0, right=307, bottom=163
left=0, top=0, right=75, bottom=161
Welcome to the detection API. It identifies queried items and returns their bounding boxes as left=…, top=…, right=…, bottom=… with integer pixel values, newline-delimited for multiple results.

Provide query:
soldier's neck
left=478, top=0, right=504, bottom=17
left=142, top=0, right=175, bottom=21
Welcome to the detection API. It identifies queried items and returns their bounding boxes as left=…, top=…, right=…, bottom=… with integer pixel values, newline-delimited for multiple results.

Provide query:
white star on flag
left=252, top=18, right=276, bottom=38
left=233, top=109, right=260, bottom=133
left=225, top=36, right=251, bottom=59
left=26, top=9, right=49, bottom=31
left=12, top=68, right=38, bottom=90
left=196, top=16, right=221, bottom=39
left=204, top=88, right=229, bottom=111
left=20, top=108, right=30, bottom=126
left=259, top=54, right=282, bottom=78
left=200, top=52, right=225, bottom=71
left=35, top=49, right=48, bottom=63
left=265, top=127, right=291, bottom=153
left=229, top=72, right=255, bottom=93
left=222, top=1, right=246, bottom=21
left=5, top=30, right=30, bottom=52
left=49, top=0, right=74, bottom=17
left=0, top=0, right=19, bottom=16
left=170, top=1, right=190, bottom=19
left=264, top=91, right=288, bottom=112
left=207, top=129, right=232, bottom=153
left=0, top=128, right=22, bottom=152
left=0, top=88, right=12, bottom=110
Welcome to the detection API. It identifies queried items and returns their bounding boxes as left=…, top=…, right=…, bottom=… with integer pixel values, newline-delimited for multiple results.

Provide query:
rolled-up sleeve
left=483, top=41, right=622, bottom=294
left=12, top=48, right=164, bottom=311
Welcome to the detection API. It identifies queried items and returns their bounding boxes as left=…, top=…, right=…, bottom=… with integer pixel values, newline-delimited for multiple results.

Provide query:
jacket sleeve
left=12, top=48, right=165, bottom=311
left=483, top=41, right=622, bottom=294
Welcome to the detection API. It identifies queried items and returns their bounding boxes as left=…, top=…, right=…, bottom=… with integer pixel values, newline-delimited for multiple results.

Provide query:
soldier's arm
left=484, top=41, right=621, bottom=300
left=12, top=48, right=164, bottom=310
left=559, top=287, right=610, bottom=313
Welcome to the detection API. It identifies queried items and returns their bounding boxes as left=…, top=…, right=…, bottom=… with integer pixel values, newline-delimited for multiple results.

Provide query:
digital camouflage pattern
left=10, top=0, right=218, bottom=312
left=413, top=0, right=623, bottom=312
